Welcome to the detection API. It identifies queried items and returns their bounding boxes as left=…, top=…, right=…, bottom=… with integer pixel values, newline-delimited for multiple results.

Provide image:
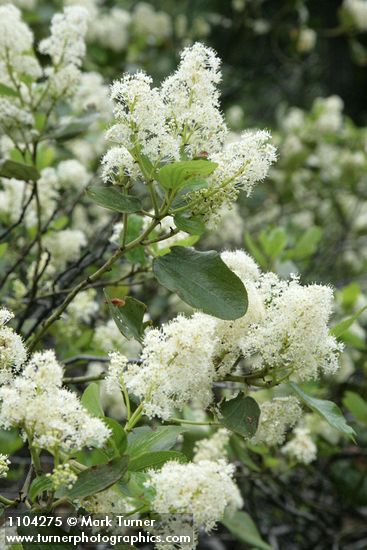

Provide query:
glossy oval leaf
left=289, top=382, right=356, bottom=440
left=220, top=394, right=260, bottom=438
left=174, top=213, right=206, bottom=235
left=29, top=475, right=53, bottom=502
left=127, top=426, right=186, bottom=455
left=129, top=451, right=187, bottom=471
left=157, top=159, right=217, bottom=190
left=61, top=456, right=129, bottom=500
left=81, top=383, right=104, bottom=418
left=104, top=291, right=146, bottom=342
left=87, top=186, right=142, bottom=213
left=153, top=247, right=248, bottom=320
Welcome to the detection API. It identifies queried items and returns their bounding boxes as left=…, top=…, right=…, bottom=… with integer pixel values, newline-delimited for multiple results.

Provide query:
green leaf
left=153, top=247, right=248, bottom=320
left=343, top=391, right=367, bottom=425
left=157, top=160, right=217, bottom=190
left=230, top=434, right=261, bottom=472
left=124, top=214, right=146, bottom=265
left=174, top=213, right=205, bottom=235
left=29, top=475, right=53, bottom=502
left=127, top=426, right=185, bottom=455
left=0, top=428, right=24, bottom=454
left=50, top=112, right=99, bottom=141
left=330, top=305, right=367, bottom=338
left=0, top=83, right=18, bottom=97
left=0, top=159, right=40, bottom=181
left=81, top=383, right=104, bottom=418
left=284, top=226, right=322, bottom=260
left=87, top=186, right=142, bottom=213
left=129, top=451, right=187, bottom=471
left=0, top=243, right=8, bottom=259
left=244, top=232, right=267, bottom=269
left=220, top=394, right=260, bottom=438
left=259, top=227, right=288, bottom=260
left=104, top=417, right=128, bottom=455
left=135, top=153, right=155, bottom=180
left=61, top=456, right=129, bottom=500
left=289, top=382, right=356, bottom=439
left=222, top=510, right=271, bottom=550
left=104, top=291, right=146, bottom=342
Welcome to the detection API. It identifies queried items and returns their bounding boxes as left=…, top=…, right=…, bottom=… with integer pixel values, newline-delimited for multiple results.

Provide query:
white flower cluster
left=251, top=397, right=302, bottom=446
left=0, top=350, right=110, bottom=453
left=64, top=289, right=98, bottom=327
left=108, top=250, right=341, bottom=421
left=193, top=429, right=230, bottom=462
left=0, top=453, right=10, bottom=478
left=282, top=425, right=317, bottom=465
left=94, top=319, right=141, bottom=355
left=43, top=229, right=87, bottom=273
left=146, top=459, right=243, bottom=532
left=39, top=7, right=89, bottom=96
left=0, top=4, right=39, bottom=83
left=107, top=71, right=179, bottom=163
left=39, top=7, right=88, bottom=67
left=0, top=308, right=26, bottom=385
left=343, top=0, right=367, bottom=31
left=109, top=313, right=218, bottom=420
left=47, top=463, right=77, bottom=490
left=242, top=273, right=342, bottom=381
left=297, top=28, right=317, bottom=53
left=104, top=44, right=276, bottom=218
left=132, top=3, right=172, bottom=42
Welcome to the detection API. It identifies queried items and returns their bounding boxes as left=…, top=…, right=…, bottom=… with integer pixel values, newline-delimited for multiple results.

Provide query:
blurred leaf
left=104, top=291, right=146, bottom=342
left=153, top=247, right=248, bottom=320
left=343, top=391, right=367, bottom=425
left=0, top=159, right=39, bottom=181
left=87, top=186, right=142, bottom=213
left=220, top=394, right=260, bottom=438
left=0, top=429, right=24, bottom=454
left=330, top=305, right=367, bottom=338
left=230, top=435, right=261, bottom=472
left=244, top=232, right=267, bottom=269
left=259, top=227, right=288, bottom=260
left=289, top=382, right=356, bottom=439
left=222, top=510, right=271, bottom=550
left=0, top=83, right=18, bottom=97
left=0, top=243, right=8, bottom=259
left=81, top=383, right=104, bottom=418
left=340, top=282, right=361, bottom=309
left=284, top=226, right=322, bottom=260
left=50, top=112, right=99, bottom=141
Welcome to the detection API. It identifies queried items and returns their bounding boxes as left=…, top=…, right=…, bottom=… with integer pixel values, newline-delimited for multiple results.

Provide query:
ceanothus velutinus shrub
left=0, top=6, right=357, bottom=549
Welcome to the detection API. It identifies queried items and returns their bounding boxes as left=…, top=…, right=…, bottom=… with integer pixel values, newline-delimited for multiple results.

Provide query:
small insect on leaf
left=104, top=298, right=126, bottom=307
left=194, top=151, right=209, bottom=159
